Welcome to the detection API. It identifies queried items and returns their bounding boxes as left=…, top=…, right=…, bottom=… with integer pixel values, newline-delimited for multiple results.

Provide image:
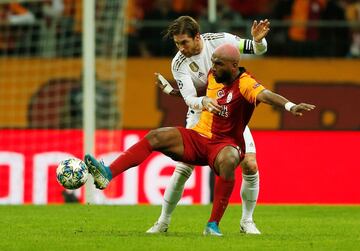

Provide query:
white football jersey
left=171, top=32, right=267, bottom=111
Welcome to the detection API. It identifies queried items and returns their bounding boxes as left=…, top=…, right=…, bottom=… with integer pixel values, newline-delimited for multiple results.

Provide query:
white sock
left=241, top=171, right=259, bottom=222
left=158, top=163, right=192, bottom=224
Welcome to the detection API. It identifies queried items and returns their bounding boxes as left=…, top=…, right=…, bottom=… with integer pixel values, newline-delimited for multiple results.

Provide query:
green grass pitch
left=0, top=205, right=359, bottom=251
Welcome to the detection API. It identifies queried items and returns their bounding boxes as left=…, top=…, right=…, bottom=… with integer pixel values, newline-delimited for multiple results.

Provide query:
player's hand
left=251, top=19, right=270, bottom=43
left=202, top=97, right=222, bottom=114
left=290, top=103, right=316, bottom=116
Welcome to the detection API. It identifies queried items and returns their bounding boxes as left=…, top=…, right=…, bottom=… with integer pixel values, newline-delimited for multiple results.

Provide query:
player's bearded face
left=213, top=69, right=232, bottom=83
left=173, top=34, right=200, bottom=57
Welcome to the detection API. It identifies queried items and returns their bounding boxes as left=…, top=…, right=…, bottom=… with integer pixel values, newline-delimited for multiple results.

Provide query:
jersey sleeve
left=238, top=74, right=266, bottom=104
left=171, top=59, right=204, bottom=110
left=222, top=32, right=267, bottom=55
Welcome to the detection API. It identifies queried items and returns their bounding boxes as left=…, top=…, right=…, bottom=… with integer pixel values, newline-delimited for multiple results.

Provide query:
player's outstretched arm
left=155, top=73, right=181, bottom=97
left=257, top=89, right=315, bottom=116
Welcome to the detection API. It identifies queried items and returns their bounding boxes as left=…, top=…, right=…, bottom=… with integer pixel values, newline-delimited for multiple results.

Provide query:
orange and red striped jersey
left=192, top=68, right=265, bottom=146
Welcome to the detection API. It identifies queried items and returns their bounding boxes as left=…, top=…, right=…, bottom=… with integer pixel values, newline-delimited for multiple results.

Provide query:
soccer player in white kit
left=147, top=16, right=270, bottom=235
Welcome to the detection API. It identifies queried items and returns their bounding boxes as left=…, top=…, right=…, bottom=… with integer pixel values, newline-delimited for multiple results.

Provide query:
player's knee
left=222, top=154, right=239, bottom=169
left=217, top=146, right=240, bottom=165
left=217, top=150, right=239, bottom=180
left=219, top=164, right=236, bottom=180
left=241, top=154, right=258, bottom=175
left=175, top=162, right=194, bottom=179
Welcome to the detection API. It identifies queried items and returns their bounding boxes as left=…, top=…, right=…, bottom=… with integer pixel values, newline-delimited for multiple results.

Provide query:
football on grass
left=56, top=158, right=89, bottom=189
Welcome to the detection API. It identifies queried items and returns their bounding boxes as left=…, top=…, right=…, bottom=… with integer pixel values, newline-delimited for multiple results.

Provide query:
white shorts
left=243, top=126, right=256, bottom=153
left=185, top=108, right=256, bottom=154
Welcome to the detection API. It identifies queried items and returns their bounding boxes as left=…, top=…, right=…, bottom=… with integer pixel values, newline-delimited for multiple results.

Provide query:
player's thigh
left=214, top=145, right=241, bottom=176
left=241, top=152, right=258, bottom=175
left=145, top=127, right=184, bottom=157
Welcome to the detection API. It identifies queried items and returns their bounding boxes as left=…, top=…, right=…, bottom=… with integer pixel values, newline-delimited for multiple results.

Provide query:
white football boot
left=240, top=219, right=261, bottom=234
left=146, top=221, right=169, bottom=234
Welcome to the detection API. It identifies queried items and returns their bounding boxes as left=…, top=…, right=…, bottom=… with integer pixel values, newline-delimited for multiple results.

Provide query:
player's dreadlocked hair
left=162, top=16, right=200, bottom=40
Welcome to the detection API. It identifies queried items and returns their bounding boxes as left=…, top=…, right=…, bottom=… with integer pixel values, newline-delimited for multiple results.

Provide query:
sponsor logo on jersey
left=217, top=90, right=225, bottom=98
left=189, top=62, right=199, bottom=72
left=219, top=105, right=229, bottom=118
left=226, top=92, right=233, bottom=103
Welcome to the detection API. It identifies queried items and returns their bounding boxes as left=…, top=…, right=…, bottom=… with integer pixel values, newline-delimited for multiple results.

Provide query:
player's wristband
left=252, top=38, right=267, bottom=54
left=253, top=37, right=263, bottom=44
left=285, top=102, right=296, bottom=112
left=163, top=84, right=174, bottom=95
left=158, top=74, right=174, bottom=95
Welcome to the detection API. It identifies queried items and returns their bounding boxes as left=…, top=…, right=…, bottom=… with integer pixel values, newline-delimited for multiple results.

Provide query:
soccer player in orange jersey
left=150, top=16, right=269, bottom=235
left=84, top=43, right=315, bottom=236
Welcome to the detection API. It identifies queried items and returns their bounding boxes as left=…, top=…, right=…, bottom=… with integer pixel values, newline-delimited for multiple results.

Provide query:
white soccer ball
left=56, top=158, right=89, bottom=190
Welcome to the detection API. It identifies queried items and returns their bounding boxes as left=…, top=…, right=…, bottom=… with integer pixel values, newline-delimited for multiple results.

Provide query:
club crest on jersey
left=217, top=90, right=225, bottom=98
left=226, top=92, right=233, bottom=103
left=189, top=62, right=199, bottom=72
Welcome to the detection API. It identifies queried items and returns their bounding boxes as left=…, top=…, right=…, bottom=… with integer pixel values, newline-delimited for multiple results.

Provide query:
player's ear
left=194, top=33, right=201, bottom=41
